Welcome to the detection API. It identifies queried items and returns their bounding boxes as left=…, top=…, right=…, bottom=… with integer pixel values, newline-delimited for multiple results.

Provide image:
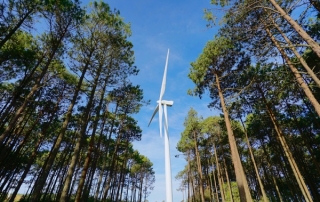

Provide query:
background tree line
left=0, top=0, right=155, bottom=201
left=177, top=0, right=320, bottom=201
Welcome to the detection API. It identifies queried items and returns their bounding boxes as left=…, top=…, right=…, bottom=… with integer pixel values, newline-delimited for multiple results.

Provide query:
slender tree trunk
left=125, top=177, right=130, bottom=202
left=0, top=109, right=39, bottom=165
left=270, top=172, right=284, bottom=202
left=264, top=22, right=320, bottom=117
left=9, top=88, right=63, bottom=202
left=187, top=152, right=191, bottom=202
left=102, top=137, right=122, bottom=200
left=239, top=117, right=268, bottom=202
left=187, top=153, right=196, bottom=202
left=4, top=24, right=71, bottom=201
left=42, top=169, right=58, bottom=201
left=260, top=140, right=284, bottom=202
left=0, top=171, right=17, bottom=200
left=60, top=63, right=102, bottom=202
left=223, top=159, right=234, bottom=202
left=48, top=143, right=72, bottom=201
left=31, top=55, right=92, bottom=202
left=193, top=132, right=205, bottom=202
left=74, top=77, right=108, bottom=201
left=68, top=163, right=82, bottom=200
left=0, top=9, right=34, bottom=48
left=55, top=165, right=70, bottom=201
left=8, top=134, right=43, bottom=202
left=0, top=59, right=49, bottom=143
left=268, top=13, right=320, bottom=88
left=0, top=20, right=71, bottom=143
left=207, top=158, right=214, bottom=202
left=286, top=103, right=320, bottom=173
left=211, top=160, right=219, bottom=202
left=130, top=179, right=135, bottom=202
left=138, top=173, right=144, bottom=202
left=213, top=144, right=225, bottom=202
left=268, top=0, right=320, bottom=58
left=102, top=103, right=131, bottom=201
left=94, top=158, right=106, bottom=201
left=257, top=85, right=313, bottom=202
left=215, top=72, right=252, bottom=202
left=119, top=164, right=127, bottom=201
left=115, top=156, right=127, bottom=201
left=295, top=147, right=320, bottom=201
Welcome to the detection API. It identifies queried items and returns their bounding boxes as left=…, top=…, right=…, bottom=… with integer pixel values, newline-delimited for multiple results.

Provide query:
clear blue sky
left=85, top=0, right=223, bottom=201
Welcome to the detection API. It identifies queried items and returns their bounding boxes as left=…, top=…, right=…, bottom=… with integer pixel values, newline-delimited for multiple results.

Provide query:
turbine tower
left=148, top=49, right=173, bottom=202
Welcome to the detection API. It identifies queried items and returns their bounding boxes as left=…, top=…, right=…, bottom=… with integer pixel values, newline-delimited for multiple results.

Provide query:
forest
left=176, top=0, right=320, bottom=201
left=0, top=0, right=320, bottom=202
left=0, top=0, right=155, bottom=201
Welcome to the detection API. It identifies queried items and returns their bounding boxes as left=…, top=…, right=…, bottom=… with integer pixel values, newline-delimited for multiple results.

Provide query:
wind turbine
left=148, top=49, right=173, bottom=202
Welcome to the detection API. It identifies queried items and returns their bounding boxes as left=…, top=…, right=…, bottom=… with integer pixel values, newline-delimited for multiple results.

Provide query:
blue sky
left=87, top=0, right=223, bottom=201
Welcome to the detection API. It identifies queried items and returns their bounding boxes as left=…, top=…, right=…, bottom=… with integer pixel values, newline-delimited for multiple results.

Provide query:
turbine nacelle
left=157, top=100, right=174, bottom=106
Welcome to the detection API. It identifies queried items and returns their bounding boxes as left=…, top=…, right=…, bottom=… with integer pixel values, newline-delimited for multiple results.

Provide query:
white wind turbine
left=148, top=49, right=173, bottom=202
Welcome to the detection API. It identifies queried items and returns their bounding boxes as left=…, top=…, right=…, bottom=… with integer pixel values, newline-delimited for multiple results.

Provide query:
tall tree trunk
left=215, top=72, right=252, bottom=202
left=257, top=85, right=313, bottom=202
left=268, top=13, right=320, bottom=88
left=0, top=13, right=73, bottom=143
left=268, top=0, right=320, bottom=58
left=74, top=76, right=108, bottom=201
left=31, top=54, right=92, bottom=202
left=213, top=144, right=225, bottom=202
left=211, top=160, right=219, bottom=202
left=0, top=108, right=39, bottom=166
left=0, top=45, right=59, bottom=143
left=9, top=87, right=63, bottom=202
left=286, top=103, right=320, bottom=173
left=291, top=144, right=320, bottom=201
left=271, top=173, right=284, bottom=202
left=187, top=152, right=192, bottom=202
left=239, top=116, right=268, bottom=202
left=94, top=157, right=107, bottom=201
left=260, top=139, right=283, bottom=202
left=187, top=153, right=196, bottom=202
left=193, top=132, right=205, bottom=202
left=0, top=8, right=35, bottom=48
left=102, top=134, right=124, bottom=201
left=223, top=159, right=234, bottom=202
left=42, top=169, right=58, bottom=201
left=119, top=162, right=127, bottom=201
left=60, top=62, right=103, bottom=202
left=263, top=22, right=320, bottom=116
left=206, top=158, right=214, bottom=202
left=138, top=173, right=144, bottom=202
left=8, top=134, right=43, bottom=202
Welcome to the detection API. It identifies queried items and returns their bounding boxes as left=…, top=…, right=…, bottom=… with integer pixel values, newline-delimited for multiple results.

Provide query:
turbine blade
left=148, top=104, right=159, bottom=127
left=159, top=49, right=169, bottom=101
left=159, top=104, right=163, bottom=137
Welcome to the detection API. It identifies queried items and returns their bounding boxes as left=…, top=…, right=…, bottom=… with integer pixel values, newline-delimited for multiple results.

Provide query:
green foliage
left=182, top=2, right=320, bottom=201
left=0, top=0, right=154, bottom=201
left=177, top=108, right=202, bottom=152
left=189, top=36, right=233, bottom=89
left=203, top=9, right=217, bottom=27
left=210, top=0, right=230, bottom=6
left=223, top=181, right=240, bottom=202
left=188, top=35, right=249, bottom=109
left=0, top=30, right=38, bottom=81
